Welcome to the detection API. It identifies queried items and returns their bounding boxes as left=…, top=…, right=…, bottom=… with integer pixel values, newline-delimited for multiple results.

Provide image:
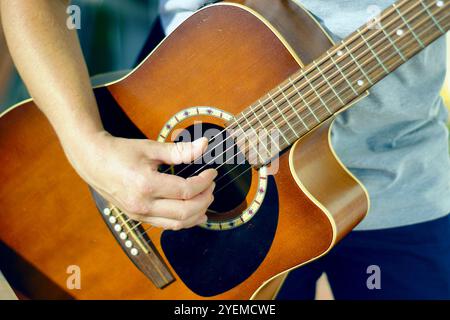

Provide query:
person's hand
left=1, top=0, right=217, bottom=231
left=64, top=131, right=216, bottom=230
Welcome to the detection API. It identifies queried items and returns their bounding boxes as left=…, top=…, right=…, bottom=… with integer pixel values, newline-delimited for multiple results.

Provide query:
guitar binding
left=90, top=187, right=175, bottom=289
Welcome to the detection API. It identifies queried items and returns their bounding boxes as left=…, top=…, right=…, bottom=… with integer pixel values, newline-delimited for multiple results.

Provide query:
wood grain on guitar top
left=0, top=0, right=368, bottom=299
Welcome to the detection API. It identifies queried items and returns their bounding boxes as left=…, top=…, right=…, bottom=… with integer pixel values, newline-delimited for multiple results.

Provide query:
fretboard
left=231, top=0, right=449, bottom=167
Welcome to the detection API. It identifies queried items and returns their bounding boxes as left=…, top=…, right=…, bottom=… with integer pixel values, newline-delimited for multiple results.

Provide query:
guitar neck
left=232, top=0, right=449, bottom=166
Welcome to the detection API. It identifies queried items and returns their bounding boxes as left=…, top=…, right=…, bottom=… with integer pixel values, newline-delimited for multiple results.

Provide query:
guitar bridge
left=90, top=188, right=174, bottom=289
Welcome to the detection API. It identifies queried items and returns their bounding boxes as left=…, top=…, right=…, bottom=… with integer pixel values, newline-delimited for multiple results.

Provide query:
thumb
left=151, top=137, right=208, bottom=165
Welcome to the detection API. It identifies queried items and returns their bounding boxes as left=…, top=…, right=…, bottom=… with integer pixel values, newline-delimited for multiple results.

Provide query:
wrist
left=60, top=129, right=112, bottom=172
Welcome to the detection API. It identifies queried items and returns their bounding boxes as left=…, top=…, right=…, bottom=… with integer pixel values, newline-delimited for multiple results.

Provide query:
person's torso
left=159, top=0, right=450, bottom=229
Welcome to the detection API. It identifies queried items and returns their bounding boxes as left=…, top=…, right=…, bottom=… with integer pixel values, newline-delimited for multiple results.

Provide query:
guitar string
left=129, top=11, right=449, bottom=237
left=231, top=0, right=446, bottom=146
left=116, top=2, right=446, bottom=234
left=209, top=1, right=449, bottom=185
left=168, top=0, right=436, bottom=180
left=160, top=0, right=419, bottom=178
left=261, top=1, right=449, bottom=143
left=226, top=0, right=440, bottom=148
left=212, top=11, right=449, bottom=195
left=117, top=2, right=446, bottom=231
left=184, top=0, right=446, bottom=180
left=176, top=0, right=440, bottom=179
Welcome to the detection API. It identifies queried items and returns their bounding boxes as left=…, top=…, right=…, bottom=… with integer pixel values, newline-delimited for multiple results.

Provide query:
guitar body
left=0, top=1, right=369, bottom=299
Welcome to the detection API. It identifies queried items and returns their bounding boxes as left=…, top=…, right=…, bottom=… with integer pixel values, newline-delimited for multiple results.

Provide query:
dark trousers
left=277, top=214, right=450, bottom=300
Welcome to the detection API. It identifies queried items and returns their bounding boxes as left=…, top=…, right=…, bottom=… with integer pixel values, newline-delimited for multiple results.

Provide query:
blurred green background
left=0, top=0, right=159, bottom=111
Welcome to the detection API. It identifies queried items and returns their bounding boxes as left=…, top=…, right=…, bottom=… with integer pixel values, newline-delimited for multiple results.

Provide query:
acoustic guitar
left=0, top=0, right=448, bottom=299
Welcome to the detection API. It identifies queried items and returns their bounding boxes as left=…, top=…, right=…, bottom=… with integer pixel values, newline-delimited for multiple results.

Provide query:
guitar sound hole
left=161, top=123, right=252, bottom=217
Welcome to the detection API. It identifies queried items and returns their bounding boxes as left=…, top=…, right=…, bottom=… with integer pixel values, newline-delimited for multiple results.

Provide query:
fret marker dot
left=396, top=29, right=404, bottom=36
left=357, top=80, right=364, bottom=87
left=437, top=1, right=444, bottom=7
left=336, top=50, right=343, bottom=57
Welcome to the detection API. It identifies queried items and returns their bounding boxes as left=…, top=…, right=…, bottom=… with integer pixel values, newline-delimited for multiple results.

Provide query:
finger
left=143, top=183, right=214, bottom=221
left=150, top=168, right=217, bottom=199
left=149, top=137, right=208, bottom=165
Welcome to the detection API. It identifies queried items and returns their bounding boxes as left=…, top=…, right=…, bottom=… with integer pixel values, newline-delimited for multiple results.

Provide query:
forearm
left=0, top=0, right=103, bottom=148
left=1, top=1, right=216, bottom=230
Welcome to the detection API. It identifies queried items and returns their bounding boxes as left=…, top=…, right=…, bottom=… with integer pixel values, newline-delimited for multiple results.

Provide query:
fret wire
left=379, top=19, right=407, bottom=62
left=203, top=6, right=446, bottom=190
left=232, top=0, right=424, bottom=139
left=341, top=40, right=376, bottom=84
left=394, top=3, right=426, bottom=48
left=312, top=60, right=346, bottom=107
left=357, top=29, right=391, bottom=74
left=287, top=0, right=424, bottom=101
left=369, top=1, right=440, bottom=81
left=289, top=76, right=322, bottom=123
left=420, top=0, right=445, bottom=33
left=245, top=97, right=288, bottom=145
left=320, top=41, right=375, bottom=92
left=232, top=117, right=266, bottom=164
left=363, top=40, right=403, bottom=83
left=286, top=16, right=447, bottom=143
left=345, top=30, right=395, bottom=85
left=247, top=103, right=279, bottom=154
left=361, top=15, right=443, bottom=97
left=299, top=0, right=435, bottom=117
left=235, top=0, right=426, bottom=137
left=135, top=7, right=449, bottom=233
left=292, top=6, right=442, bottom=134
left=251, top=103, right=288, bottom=157
left=326, top=51, right=360, bottom=96
left=305, top=51, right=370, bottom=110
left=295, top=7, right=448, bottom=134
left=268, top=91, right=298, bottom=137
left=236, top=0, right=444, bottom=152
left=240, top=101, right=275, bottom=136
left=280, top=85, right=310, bottom=131
left=388, top=1, right=445, bottom=62
left=309, top=76, right=347, bottom=115
left=292, top=7, right=448, bottom=146
left=257, top=99, right=290, bottom=145
left=269, top=90, right=300, bottom=139
left=297, top=0, right=436, bottom=113
left=300, top=68, right=333, bottom=115
left=285, top=0, right=426, bottom=112
left=272, top=0, right=403, bottom=112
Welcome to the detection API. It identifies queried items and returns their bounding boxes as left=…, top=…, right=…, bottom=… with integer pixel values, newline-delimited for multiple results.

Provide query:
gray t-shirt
left=159, top=0, right=450, bottom=230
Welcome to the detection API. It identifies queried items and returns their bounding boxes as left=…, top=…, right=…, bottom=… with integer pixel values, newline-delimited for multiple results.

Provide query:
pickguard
left=161, top=176, right=279, bottom=297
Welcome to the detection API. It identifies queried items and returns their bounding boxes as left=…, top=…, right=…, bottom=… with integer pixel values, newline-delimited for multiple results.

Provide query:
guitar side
left=0, top=1, right=369, bottom=299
